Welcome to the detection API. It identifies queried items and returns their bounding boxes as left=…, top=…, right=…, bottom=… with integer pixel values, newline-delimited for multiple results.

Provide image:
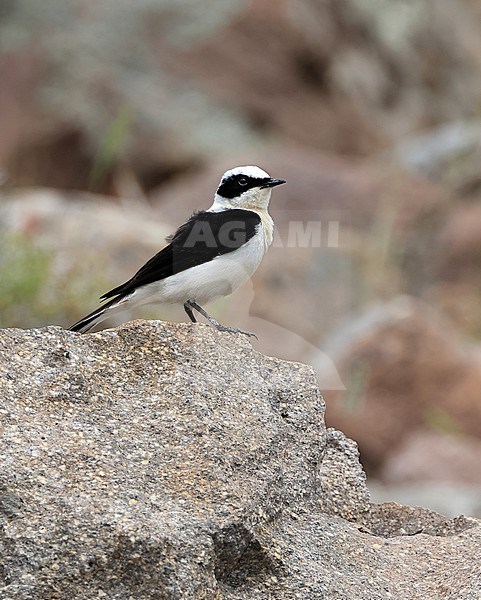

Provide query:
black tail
left=69, top=296, right=121, bottom=333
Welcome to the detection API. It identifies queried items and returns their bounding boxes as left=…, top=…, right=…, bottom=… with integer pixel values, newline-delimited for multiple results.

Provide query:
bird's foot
left=185, top=300, right=257, bottom=339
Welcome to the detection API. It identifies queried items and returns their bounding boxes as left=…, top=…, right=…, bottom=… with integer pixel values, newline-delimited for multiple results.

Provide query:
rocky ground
left=0, top=322, right=480, bottom=598
left=2, top=0, right=481, bottom=523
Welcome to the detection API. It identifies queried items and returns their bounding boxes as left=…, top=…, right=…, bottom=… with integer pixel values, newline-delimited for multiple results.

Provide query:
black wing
left=100, top=209, right=261, bottom=300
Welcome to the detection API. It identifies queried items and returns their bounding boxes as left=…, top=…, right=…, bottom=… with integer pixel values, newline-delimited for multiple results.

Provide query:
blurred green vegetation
left=0, top=232, right=110, bottom=329
left=89, top=104, right=133, bottom=192
left=352, top=194, right=404, bottom=307
left=424, top=406, right=462, bottom=436
left=342, top=362, right=369, bottom=412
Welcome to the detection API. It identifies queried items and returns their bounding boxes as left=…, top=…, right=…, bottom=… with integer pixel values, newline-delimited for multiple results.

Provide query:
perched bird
left=70, top=165, right=285, bottom=336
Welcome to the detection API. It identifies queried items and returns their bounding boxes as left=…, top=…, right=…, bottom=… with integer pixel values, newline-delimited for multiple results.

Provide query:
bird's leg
left=184, top=303, right=197, bottom=323
left=186, top=300, right=257, bottom=339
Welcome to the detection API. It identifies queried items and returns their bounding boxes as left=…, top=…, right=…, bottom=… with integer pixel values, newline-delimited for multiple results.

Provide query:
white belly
left=128, top=231, right=266, bottom=307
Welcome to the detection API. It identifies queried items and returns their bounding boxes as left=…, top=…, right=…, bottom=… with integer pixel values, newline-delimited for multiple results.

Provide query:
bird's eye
left=238, top=177, right=248, bottom=186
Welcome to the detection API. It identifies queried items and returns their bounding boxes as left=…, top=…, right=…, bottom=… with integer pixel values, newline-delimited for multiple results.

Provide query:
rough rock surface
left=0, top=321, right=480, bottom=599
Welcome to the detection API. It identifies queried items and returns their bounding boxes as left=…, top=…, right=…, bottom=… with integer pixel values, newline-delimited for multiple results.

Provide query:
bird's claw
left=215, top=325, right=257, bottom=339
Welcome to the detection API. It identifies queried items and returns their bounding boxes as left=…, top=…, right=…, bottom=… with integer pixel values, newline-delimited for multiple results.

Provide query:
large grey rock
left=0, top=321, right=480, bottom=598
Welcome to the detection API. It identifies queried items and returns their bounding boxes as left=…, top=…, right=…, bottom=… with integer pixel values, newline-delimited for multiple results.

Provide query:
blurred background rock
left=1, top=0, right=481, bottom=516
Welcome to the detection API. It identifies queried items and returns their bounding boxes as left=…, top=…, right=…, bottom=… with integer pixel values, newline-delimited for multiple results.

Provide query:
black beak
left=261, top=178, right=286, bottom=189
